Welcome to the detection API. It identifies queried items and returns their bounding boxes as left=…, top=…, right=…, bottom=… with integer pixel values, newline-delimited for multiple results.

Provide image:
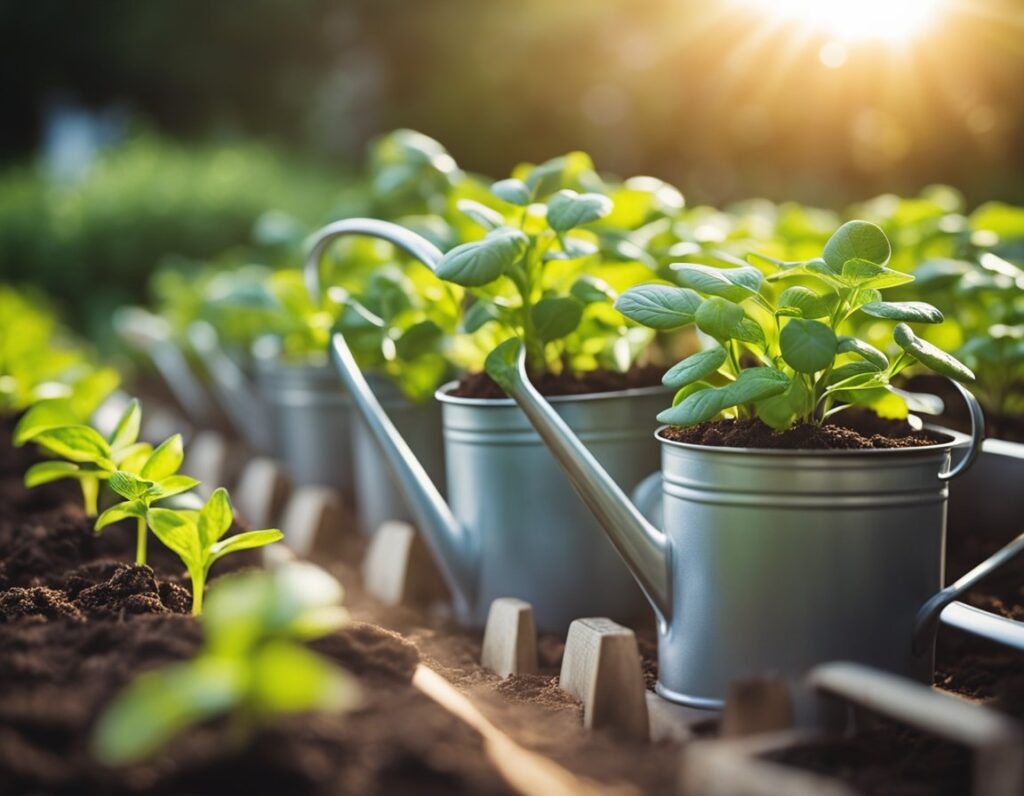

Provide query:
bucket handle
left=938, top=379, right=984, bottom=482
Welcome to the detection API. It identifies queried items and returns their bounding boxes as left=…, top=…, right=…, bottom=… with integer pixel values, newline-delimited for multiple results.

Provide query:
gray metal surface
left=255, top=357, right=355, bottom=498
left=498, top=343, right=999, bottom=708
left=949, top=438, right=1024, bottom=542
left=353, top=374, right=447, bottom=534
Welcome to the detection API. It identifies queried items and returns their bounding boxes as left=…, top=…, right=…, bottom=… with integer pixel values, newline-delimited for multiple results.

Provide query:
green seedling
left=614, top=220, right=975, bottom=429
left=94, top=427, right=199, bottom=565
left=93, top=562, right=358, bottom=765
left=15, top=397, right=152, bottom=517
left=435, top=153, right=653, bottom=377
left=139, top=487, right=282, bottom=615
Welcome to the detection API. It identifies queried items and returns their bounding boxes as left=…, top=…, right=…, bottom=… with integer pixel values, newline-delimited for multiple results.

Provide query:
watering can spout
left=485, top=340, right=673, bottom=622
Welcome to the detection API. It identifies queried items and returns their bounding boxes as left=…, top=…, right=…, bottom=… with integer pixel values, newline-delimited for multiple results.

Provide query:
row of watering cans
left=126, top=218, right=1024, bottom=710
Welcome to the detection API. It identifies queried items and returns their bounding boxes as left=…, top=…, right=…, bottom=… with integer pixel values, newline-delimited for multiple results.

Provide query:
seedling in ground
left=95, top=427, right=199, bottom=565
left=613, top=220, right=975, bottom=429
left=15, top=397, right=153, bottom=517
left=93, top=562, right=358, bottom=765
left=139, top=486, right=282, bottom=614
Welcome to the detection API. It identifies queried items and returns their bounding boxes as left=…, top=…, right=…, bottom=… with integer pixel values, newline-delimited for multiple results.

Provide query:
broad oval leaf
left=463, top=300, right=500, bottom=333
left=780, top=319, right=838, bottom=373
left=147, top=475, right=201, bottom=501
left=394, top=320, right=443, bottom=360
left=570, top=275, right=616, bottom=305
left=756, top=377, right=809, bottom=431
left=614, top=285, right=702, bottom=330
left=893, top=323, right=975, bottom=383
left=823, top=220, right=891, bottom=271
left=672, top=263, right=762, bottom=302
left=837, top=336, right=889, bottom=370
left=436, top=229, right=528, bottom=287
left=532, top=296, right=584, bottom=342
left=840, top=259, right=914, bottom=290
left=483, top=338, right=522, bottom=395
left=31, top=425, right=113, bottom=467
left=141, top=434, right=184, bottom=481
left=95, top=500, right=147, bottom=530
left=662, top=347, right=728, bottom=388
left=199, top=488, right=234, bottom=548
left=456, top=198, right=504, bottom=230
left=546, top=190, right=613, bottom=231
left=657, top=367, right=790, bottom=426
left=209, top=529, right=285, bottom=563
left=13, top=399, right=80, bottom=446
left=109, top=470, right=155, bottom=500
left=148, top=508, right=201, bottom=563
left=491, top=178, right=531, bottom=206
left=860, top=301, right=944, bottom=324
left=24, top=460, right=80, bottom=488
left=778, top=286, right=832, bottom=320
left=695, top=297, right=745, bottom=340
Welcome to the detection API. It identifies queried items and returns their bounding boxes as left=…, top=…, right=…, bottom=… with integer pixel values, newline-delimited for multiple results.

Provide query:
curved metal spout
left=486, top=341, right=672, bottom=621
left=305, top=219, right=474, bottom=616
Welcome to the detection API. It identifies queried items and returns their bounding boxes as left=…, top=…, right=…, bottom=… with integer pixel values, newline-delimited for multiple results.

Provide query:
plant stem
left=135, top=516, right=147, bottom=566
left=190, top=568, right=204, bottom=616
left=81, top=477, right=99, bottom=517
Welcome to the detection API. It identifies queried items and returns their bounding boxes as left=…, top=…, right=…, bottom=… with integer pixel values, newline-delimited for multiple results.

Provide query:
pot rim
left=434, top=379, right=672, bottom=407
left=654, top=421, right=970, bottom=456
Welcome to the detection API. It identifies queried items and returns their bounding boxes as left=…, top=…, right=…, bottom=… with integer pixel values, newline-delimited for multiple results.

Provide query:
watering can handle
left=937, top=378, right=984, bottom=482
left=303, top=218, right=444, bottom=302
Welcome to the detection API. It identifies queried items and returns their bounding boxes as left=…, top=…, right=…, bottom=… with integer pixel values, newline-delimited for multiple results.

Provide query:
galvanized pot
left=353, top=374, right=447, bottom=534
left=306, top=218, right=665, bottom=632
left=495, top=343, right=1024, bottom=708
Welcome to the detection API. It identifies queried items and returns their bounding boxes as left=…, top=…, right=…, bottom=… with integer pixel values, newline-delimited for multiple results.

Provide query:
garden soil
left=451, top=365, right=666, bottom=399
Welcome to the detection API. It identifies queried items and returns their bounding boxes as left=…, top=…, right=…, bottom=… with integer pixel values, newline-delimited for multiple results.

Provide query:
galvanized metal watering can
left=491, top=342, right=1024, bottom=708
left=309, top=219, right=665, bottom=632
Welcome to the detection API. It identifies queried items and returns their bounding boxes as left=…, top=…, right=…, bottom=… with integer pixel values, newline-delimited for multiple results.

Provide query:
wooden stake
left=481, top=598, right=539, bottom=677
left=233, top=457, right=289, bottom=528
left=278, top=485, right=344, bottom=557
left=361, top=521, right=448, bottom=607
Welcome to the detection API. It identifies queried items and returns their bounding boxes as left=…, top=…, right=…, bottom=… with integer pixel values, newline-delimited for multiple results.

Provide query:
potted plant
left=321, top=153, right=682, bottom=633
left=484, top=219, right=1021, bottom=706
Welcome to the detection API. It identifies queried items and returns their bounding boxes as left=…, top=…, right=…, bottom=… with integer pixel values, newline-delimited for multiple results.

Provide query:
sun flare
left=739, top=0, right=944, bottom=43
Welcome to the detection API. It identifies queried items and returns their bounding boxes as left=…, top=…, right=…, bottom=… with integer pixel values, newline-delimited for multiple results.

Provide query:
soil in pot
left=451, top=365, right=666, bottom=399
left=660, top=416, right=943, bottom=450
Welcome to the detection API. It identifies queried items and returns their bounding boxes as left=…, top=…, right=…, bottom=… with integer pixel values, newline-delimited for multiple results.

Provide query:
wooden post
left=233, top=457, right=289, bottom=529
left=481, top=598, right=539, bottom=677
left=361, top=521, right=448, bottom=607
left=278, top=485, right=344, bottom=557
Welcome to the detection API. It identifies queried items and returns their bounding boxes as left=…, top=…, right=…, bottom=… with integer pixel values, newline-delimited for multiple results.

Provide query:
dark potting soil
left=762, top=716, right=972, bottom=796
left=902, top=374, right=1024, bottom=443
left=450, top=365, right=666, bottom=399
left=660, top=416, right=942, bottom=450
left=0, top=424, right=515, bottom=796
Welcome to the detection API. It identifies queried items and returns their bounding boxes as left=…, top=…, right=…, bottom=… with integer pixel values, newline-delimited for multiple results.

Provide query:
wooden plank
left=481, top=598, right=538, bottom=677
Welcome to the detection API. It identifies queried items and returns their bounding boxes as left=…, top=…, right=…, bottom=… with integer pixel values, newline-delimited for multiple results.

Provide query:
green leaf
left=67, top=368, right=120, bottom=420
left=893, top=324, right=975, bottom=383
left=24, top=460, right=80, bottom=487
left=199, top=488, right=234, bottom=548
left=756, top=377, right=810, bottom=431
left=394, top=320, right=443, bottom=360
left=840, top=259, right=914, bottom=290
left=614, top=286, right=702, bottom=330
left=777, top=287, right=832, bottom=320
left=149, top=508, right=200, bottom=564
left=456, top=199, right=504, bottom=230
left=114, top=442, right=153, bottom=471
left=483, top=338, right=522, bottom=395
left=250, top=640, right=358, bottom=715
left=672, top=381, right=712, bottom=406
left=109, top=470, right=155, bottom=500
left=95, top=500, right=147, bottom=530
left=532, top=297, right=584, bottom=342
left=546, top=190, right=613, bottom=231
left=13, top=399, right=80, bottom=446
left=673, top=263, right=763, bottom=302
left=31, top=426, right=113, bottom=467
left=141, top=435, right=184, bottom=481
left=209, top=529, right=284, bottom=563
left=109, top=399, right=142, bottom=450
left=823, top=220, right=891, bottom=271
left=147, top=475, right=200, bottom=501
left=859, top=301, right=944, bottom=324
left=657, top=368, right=790, bottom=426
left=662, top=347, right=728, bottom=388
left=837, top=337, right=889, bottom=370
left=491, top=178, right=531, bottom=206
left=569, top=275, right=616, bottom=305
left=92, top=658, right=242, bottom=765
left=463, top=300, right=500, bottom=333
left=436, top=229, right=528, bottom=287
left=695, top=297, right=745, bottom=341
left=780, top=319, right=838, bottom=373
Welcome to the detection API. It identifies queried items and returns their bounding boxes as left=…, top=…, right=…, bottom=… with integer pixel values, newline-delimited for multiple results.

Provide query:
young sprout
left=94, top=431, right=199, bottom=565
left=15, top=397, right=152, bottom=517
left=613, top=220, right=976, bottom=429
left=93, top=562, right=358, bottom=765
left=143, top=487, right=283, bottom=615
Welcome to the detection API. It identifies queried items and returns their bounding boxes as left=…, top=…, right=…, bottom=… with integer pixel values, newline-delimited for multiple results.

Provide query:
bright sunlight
left=739, top=0, right=944, bottom=42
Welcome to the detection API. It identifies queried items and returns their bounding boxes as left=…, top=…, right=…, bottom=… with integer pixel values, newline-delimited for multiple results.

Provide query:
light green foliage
left=144, top=487, right=283, bottom=615
left=616, top=220, right=974, bottom=429
left=92, top=562, right=357, bottom=765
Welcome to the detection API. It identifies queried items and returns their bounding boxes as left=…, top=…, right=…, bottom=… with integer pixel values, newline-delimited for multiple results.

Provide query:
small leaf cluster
left=615, top=220, right=975, bottom=429
left=93, top=562, right=357, bottom=766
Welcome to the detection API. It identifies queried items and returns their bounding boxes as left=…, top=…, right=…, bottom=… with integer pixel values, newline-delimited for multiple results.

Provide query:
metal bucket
left=352, top=374, right=447, bottom=534
left=438, top=383, right=667, bottom=631
left=653, top=430, right=967, bottom=708
left=255, top=357, right=354, bottom=498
